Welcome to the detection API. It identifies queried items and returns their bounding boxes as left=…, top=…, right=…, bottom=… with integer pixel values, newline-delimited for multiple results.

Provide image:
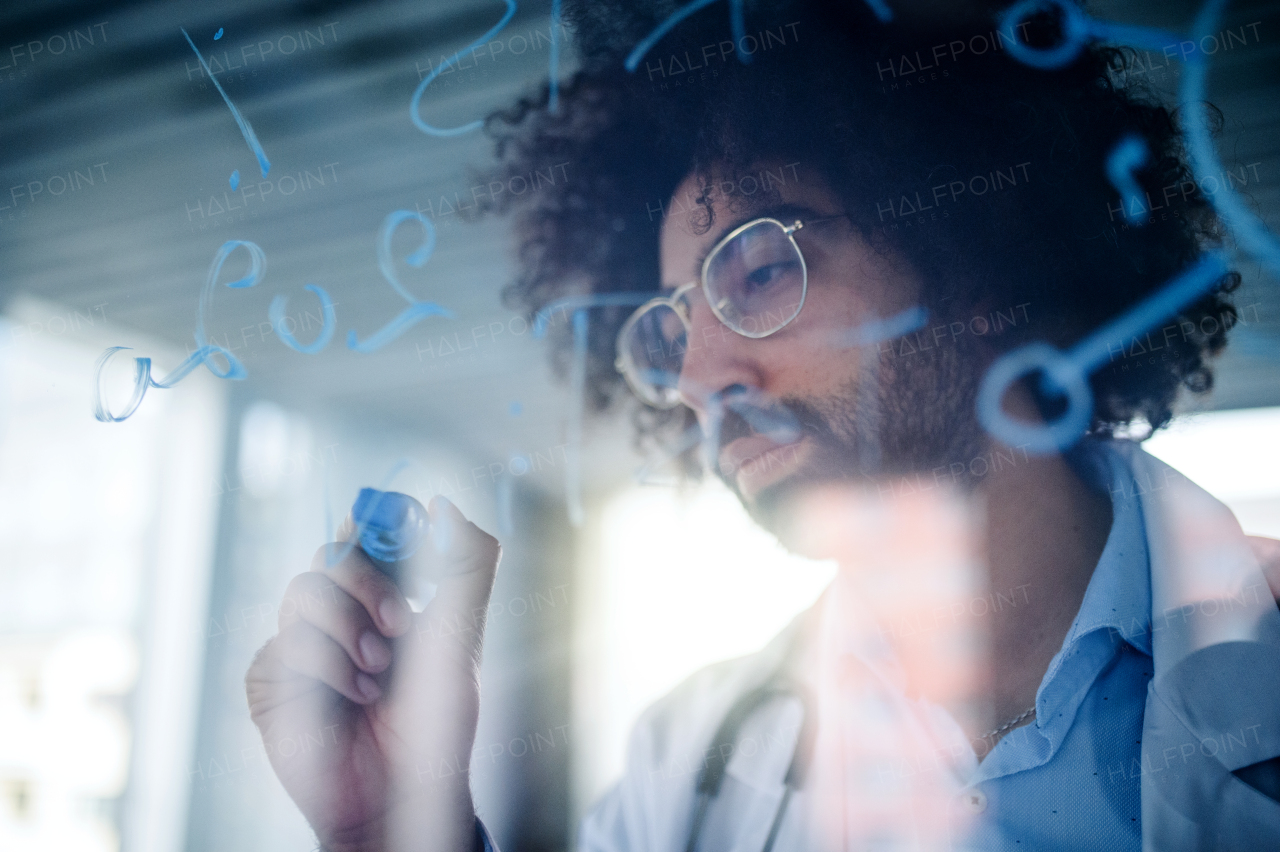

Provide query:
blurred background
left=0, top=1, right=1275, bottom=851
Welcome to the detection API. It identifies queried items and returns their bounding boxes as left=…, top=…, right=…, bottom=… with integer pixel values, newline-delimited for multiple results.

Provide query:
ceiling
left=0, top=0, right=1276, bottom=500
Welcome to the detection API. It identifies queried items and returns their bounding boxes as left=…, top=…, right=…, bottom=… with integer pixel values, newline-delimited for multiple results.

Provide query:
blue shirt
left=959, top=439, right=1154, bottom=851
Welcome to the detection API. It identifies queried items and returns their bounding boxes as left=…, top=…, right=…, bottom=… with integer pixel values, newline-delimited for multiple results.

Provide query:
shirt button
left=961, top=790, right=988, bottom=814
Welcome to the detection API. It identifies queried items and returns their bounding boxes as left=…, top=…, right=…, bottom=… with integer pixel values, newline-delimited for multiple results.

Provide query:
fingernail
left=380, top=597, right=409, bottom=634
left=359, top=631, right=390, bottom=670
left=355, top=672, right=381, bottom=702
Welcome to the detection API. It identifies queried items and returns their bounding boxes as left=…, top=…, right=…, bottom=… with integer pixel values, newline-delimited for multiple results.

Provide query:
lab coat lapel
left=1126, top=446, right=1280, bottom=850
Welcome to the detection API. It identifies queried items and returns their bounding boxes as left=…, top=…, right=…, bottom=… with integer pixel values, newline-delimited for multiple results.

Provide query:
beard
left=713, top=336, right=991, bottom=538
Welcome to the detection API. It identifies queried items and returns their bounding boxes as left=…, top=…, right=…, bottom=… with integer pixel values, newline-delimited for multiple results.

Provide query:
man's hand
left=245, top=495, right=501, bottom=852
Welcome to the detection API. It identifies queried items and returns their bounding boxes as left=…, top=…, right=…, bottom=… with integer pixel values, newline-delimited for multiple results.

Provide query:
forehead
left=657, top=163, right=843, bottom=288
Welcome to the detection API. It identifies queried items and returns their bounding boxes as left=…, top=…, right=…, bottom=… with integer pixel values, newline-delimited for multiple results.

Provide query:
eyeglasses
left=615, top=215, right=844, bottom=408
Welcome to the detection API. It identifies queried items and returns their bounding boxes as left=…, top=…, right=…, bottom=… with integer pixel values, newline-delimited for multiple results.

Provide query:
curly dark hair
left=480, top=0, right=1239, bottom=464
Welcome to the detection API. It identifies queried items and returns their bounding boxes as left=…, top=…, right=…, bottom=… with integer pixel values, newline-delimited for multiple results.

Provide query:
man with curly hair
left=246, top=2, right=1280, bottom=850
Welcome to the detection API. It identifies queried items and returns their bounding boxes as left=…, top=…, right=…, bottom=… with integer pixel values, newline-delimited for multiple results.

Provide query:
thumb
left=414, top=495, right=502, bottom=648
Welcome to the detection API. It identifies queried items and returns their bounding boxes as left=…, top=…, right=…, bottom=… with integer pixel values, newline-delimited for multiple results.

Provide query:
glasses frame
left=615, top=215, right=842, bottom=408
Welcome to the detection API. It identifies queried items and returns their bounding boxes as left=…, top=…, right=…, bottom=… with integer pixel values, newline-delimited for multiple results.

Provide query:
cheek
left=755, top=329, right=863, bottom=399
left=804, top=272, right=881, bottom=333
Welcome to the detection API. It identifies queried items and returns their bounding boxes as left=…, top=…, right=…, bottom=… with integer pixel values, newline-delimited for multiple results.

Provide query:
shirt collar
left=1059, top=437, right=1154, bottom=656
left=972, top=438, right=1153, bottom=782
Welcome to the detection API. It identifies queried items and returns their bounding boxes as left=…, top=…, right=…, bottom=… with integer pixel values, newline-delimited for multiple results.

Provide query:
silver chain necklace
left=980, top=705, right=1037, bottom=740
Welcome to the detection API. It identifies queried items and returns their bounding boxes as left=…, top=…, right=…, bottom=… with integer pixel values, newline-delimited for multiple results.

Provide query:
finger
left=409, top=495, right=502, bottom=656
left=275, top=619, right=382, bottom=705
left=279, top=572, right=391, bottom=673
left=309, top=540, right=412, bottom=640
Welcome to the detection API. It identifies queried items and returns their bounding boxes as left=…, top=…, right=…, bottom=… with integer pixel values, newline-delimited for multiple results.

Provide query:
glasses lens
left=704, top=220, right=805, bottom=337
left=621, top=302, right=686, bottom=407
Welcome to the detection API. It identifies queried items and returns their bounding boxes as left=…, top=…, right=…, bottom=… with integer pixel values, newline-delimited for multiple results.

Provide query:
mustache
left=702, top=386, right=819, bottom=475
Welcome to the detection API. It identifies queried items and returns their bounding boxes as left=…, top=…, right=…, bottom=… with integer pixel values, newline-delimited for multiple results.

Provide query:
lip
left=720, top=435, right=806, bottom=497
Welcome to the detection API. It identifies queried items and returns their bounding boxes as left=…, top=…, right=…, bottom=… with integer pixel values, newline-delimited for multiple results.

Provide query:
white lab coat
left=577, top=446, right=1280, bottom=852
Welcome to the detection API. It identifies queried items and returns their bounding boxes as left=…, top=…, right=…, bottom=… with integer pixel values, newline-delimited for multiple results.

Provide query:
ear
left=1246, top=535, right=1280, bottom=604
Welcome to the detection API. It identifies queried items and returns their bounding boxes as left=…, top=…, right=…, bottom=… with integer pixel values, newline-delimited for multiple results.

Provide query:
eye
left=744, top=260, right=799, bottom=290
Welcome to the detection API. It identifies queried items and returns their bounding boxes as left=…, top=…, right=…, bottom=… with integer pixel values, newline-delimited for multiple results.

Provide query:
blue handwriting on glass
left=998, top=0, right=1181, bottom=70
left=94, top=240, right=272, bottom=422
left=1180, top=0, right=1280, bottom=277
left=977, top=253, right=1229, bottom=454
left=94, top=210, right=454, bottom=421
left=981, top=0, right=1277, bottom=454
left=347, top=211, right=454, bottom=352
left=181, top=28, right=270, bottom=191
left=1106, top=134, right=1152, bottom=226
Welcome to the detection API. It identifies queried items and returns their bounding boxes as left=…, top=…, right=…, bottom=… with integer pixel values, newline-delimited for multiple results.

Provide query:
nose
left=675, top=288, right=763, bottom=420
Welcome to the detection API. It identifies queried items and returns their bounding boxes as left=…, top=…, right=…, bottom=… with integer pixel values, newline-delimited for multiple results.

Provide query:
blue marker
left=214, top=28, right=224, bottom=40
left=352, top=488, right=430, bottom=570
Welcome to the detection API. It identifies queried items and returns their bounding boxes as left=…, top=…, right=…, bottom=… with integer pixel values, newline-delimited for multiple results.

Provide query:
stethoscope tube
left=683, top=663, right=817, bottom=852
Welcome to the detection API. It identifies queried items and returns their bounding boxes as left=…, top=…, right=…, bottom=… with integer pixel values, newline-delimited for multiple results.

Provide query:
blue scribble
left=1106, top=134, right=1151, bottom=226
left=214, top=28, right=224, bottom=40
left=497, top=474, right=515, bottom=535
left=270, top=284, right=337, bottom=354
left=1181, top=0, right=1280, bottom=277
left=347, top=211, right=454, bottom=353
left=348, top=302, right=454, bottom=352
left=864, top=0, right=894, bottom=23
left=196, top=240, right=265, bottom=378
left=92, top=345, right=226, bottom=422
left=530, top=292, right=667, bottom=523
left=229, top=169, right=240, bottom=190
left=532, top=292, right=655, bottom=338
left=93, top=239, right=265, bottom=422
left=728, top=0, right=751, bottom=63
left=699, top=383, right=802, bottom=474
left=181, top=28, right=271, bottom=183
left=625, top=0, right=721, bottom=72
left=629, top=370, right=802, bottom=478
left=998, top=0, right=1182, bottom=70
left=549, top=0, right=562, bottom=111
left=411, top=0, right=517, bottom=137
left=831, top=306, right=929, bottom=348
left=977, top=253, right=1229, bottom=454
left=565, top=309, right=589, bottom=526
